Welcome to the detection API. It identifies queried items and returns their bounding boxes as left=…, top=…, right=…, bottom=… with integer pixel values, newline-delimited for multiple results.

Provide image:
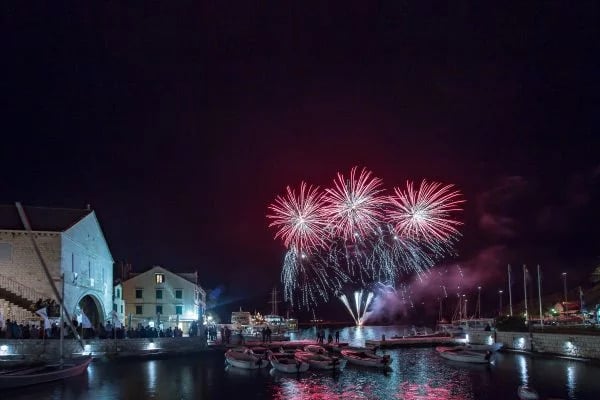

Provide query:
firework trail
left=387, top=180, right=464, bottom=246
left=267, top=182, right=328, bottom=254
left=268, top=169, right=464, bottom=310
left=323, top=167, right=387, bottom=240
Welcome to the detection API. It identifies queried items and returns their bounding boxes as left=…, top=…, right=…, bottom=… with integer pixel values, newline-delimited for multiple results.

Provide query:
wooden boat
left=295, top=351, right=347, bottom=371
left=436, top=346, right=492, bottom=364
left=269, top=353, right=309, bottom=373
left=248, top=346, right=271, bottom=357
left=225, top=349, right=269, bottom=369
left=517, top=385, right=539, bottom=400
left=0, top=356, right=92, bottom=389
left=340, top=349, right=392, bottom=369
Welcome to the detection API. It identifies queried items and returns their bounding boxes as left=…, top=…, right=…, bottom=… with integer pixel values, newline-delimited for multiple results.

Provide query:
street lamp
left=498, top=290, right=504, bottom=316
left=562, top=272, right=568, bottom=315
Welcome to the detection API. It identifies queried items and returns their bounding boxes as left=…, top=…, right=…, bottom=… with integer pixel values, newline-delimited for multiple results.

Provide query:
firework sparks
left=387, top=180, right=464, bottom=244
left=339, top=289, right=374, bottom=325
left=267, top=182, right=328, bottom=254
left=323, top=167, right=386, bottom=240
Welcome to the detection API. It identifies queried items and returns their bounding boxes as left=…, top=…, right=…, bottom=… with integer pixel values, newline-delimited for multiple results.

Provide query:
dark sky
left=2, top=2, right=599, bottom=319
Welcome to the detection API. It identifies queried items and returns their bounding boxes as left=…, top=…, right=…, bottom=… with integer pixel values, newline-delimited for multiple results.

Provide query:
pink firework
left=387, top=180, right=464, bottom=243
left=267, top=182, right=328, bottom=254
left=323, top=166, right=387, bottom=240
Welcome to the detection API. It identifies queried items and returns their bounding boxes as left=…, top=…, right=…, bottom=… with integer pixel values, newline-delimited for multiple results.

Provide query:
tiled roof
left=0, top=204, right=92, bottom=232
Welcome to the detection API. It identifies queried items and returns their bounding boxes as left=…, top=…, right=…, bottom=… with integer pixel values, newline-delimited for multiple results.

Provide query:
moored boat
left=436, top=346, right=492, bottom=364
left=463, top=342, right=503, bottom=352
left=225, top=348, right=269, bottom=369
left=0, top=356, right=92, bottom=389
left=340, top=349, right=392, bottom=369
left=303, top=344, right=328, bottom=354
left=269, top=353, right=309, bottom=373
left=295, top=351, right=347, bottom=371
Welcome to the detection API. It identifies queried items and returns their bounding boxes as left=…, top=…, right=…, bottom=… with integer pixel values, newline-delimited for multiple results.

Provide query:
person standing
left=335, top=331, right=340, bottom=344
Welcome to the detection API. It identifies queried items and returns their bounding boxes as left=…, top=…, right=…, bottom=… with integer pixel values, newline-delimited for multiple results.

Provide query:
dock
left=365, top=336, right=467, bottom=348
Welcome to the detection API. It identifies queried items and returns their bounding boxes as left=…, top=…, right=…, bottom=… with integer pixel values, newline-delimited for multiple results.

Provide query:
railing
left=0, top=273, right=49, bottom=304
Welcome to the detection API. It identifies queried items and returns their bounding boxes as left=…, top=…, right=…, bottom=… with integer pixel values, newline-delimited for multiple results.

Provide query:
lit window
left=135, top=289, right=143, bottom=299
left=175, top=289, right=183, bottom=299
left=176, top=305, right=183, bottom=315
left=156, top=305, right=163, bottom=315
left=156, top=289, right=163, bottom=299
left=155, top=274, right=165, bottom=284
left=136, top=305, right=143, bottom=315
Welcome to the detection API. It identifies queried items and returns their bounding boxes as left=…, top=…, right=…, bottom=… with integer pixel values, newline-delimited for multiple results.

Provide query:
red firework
left=267, top=182, right=328, bottom=253
left=323, top=166, right=387, bottom=240
left=387, top=180, right=464, bottom=243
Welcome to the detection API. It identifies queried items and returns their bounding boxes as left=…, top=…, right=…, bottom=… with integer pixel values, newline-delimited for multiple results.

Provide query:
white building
left=121, top=266, right=206, bottom=333
left=0, top=204, right=114, bottom=326
left=112, top=282, right=125, bottom=325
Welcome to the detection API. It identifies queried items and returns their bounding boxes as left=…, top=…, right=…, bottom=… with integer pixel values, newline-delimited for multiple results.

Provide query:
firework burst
left=267, top=182, right=328, bottom=254
left=387, top=180, right=464, bottom=244
left=323, top=167, right=386, bottom=241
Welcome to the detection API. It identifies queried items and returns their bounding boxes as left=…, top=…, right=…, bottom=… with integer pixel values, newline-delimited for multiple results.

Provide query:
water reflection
left=517, top=355, right=529, bottom=385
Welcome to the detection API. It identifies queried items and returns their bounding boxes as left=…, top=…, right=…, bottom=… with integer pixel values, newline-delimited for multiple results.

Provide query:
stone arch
left=75, top=293, right=105, bottom=327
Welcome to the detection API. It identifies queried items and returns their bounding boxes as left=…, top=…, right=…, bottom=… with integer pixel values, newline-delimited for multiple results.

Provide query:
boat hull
left=269, top=355, right=309, bottom=373
left=225, top=350, right=269, bottom=369
left=0, top=356, right=92, bottom=389
left=341, top=350, right=392, bottom=369
left=295, top=351, right=347, bottom=371
left=436, top=347, right=491, bottom=364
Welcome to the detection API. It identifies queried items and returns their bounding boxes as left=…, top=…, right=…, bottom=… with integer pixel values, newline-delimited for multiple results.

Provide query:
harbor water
left=6, top=326, right=600, bottom=399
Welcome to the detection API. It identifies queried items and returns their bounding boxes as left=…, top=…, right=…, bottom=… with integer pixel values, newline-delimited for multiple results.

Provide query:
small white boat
left=225, top=349, right=269, bottom=369
left=0, top=356, right=92, bottom=389
left=436, top=346, right=492, bottom=364
left=269, top=353, right=309, bottom=373
left=464, top=342, right=504, bottom=352
left=304, top=345, right=328, bottom=354
left=517, top=385, right=539, bottom=400
left=248, top=346, right=271, bottom=357
left=295, top=351, right=347, bottom=371
left=340, top=349, right=392, bottom=369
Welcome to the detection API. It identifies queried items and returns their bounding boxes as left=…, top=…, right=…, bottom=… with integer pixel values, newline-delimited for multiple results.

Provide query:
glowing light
left=0, top=345, right=8, bottom=353
left=340, top=290, right=374, bottom=326
left=147, top=342, right=156, bottom=350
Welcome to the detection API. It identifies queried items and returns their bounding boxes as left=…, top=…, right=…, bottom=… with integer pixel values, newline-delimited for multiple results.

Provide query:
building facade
left=113, top=282, right=125, bottom=325
left=0, top=204, right=114, bottom=326
left=121, top=266, right=206, bottom=333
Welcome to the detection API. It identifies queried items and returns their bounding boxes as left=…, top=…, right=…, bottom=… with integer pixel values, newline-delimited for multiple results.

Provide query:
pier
left=365, top=336, right=467, bottom=348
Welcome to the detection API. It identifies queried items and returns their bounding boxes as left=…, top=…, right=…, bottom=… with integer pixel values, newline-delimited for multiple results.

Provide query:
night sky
left=2, top=2, right=599, bottom=320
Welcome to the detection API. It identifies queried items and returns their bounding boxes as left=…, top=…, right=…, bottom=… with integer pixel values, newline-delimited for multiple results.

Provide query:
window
left=0, top=243, right=11, bottom=262
left=155, top=273, right=165, bottom=284
left=175, top=305, right=183, bottom=315
left=156, top=305, right=163, bottom=315
left=113, top=304, right=117, bottom=312
left=88, top=260, right=91, bottom=279
left=156, top=289, right=163, bottom=299
left=71, top=253, right=75, bottom=272
left=135, top=289, right=143, bottom=299
left=135, top=305, right=143, bottom=315
left=116, top=288, right=121, bottom=299
left=175, top=289, right=183, bottom=299
left=120, top=305, right=123, bottom=313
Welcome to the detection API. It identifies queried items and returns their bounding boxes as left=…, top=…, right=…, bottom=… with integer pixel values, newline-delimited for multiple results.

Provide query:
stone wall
left=0, top=337, right=208, bottom=363
left=467, top=330, right=600, bottom=359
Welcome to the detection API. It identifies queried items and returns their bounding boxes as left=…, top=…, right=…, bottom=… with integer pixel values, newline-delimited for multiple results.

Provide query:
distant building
left=113, top=282, right=125, bottom=324
left=0, top=204, right=114, bottom=326
left=121, top=265, right=206, bottom=333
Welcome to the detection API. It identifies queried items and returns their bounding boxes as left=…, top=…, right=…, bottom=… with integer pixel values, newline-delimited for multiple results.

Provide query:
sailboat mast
left=537, top=265, right=543, bottom=330
left=60, top=273, right=64, bottom=364
left=508, top=264, right=513, bottom=316
left=523, top=264, right=528, bottom=322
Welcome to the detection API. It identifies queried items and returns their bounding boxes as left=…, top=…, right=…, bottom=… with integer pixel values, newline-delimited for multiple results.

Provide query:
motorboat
left=248, top=346, right=271, bottom=357
left=436, top=346, right=492, bottom=364
left=225, top=348, right=269, bottom=369
left=517, top=385, right=539, bottom=400
left=463, top=342, right=503, bottom=352
left=0, top=356, right=92, bottom=389
left=294, top=351, right=347, bottom=371
left=269, top=353, right=309, bottom=373
left=340, top=349, right=392, bottom=369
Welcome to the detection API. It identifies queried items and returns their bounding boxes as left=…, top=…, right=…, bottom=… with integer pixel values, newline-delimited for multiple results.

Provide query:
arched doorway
left=78, top=294, right=103, bottom=327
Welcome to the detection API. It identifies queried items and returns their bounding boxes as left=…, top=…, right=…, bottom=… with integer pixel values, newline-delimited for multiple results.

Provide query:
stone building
left=0, top=204, right=114, bottom=326
left=113, top=281, right=125, bottom=325
left=121, top=265, right=206, bottom=333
